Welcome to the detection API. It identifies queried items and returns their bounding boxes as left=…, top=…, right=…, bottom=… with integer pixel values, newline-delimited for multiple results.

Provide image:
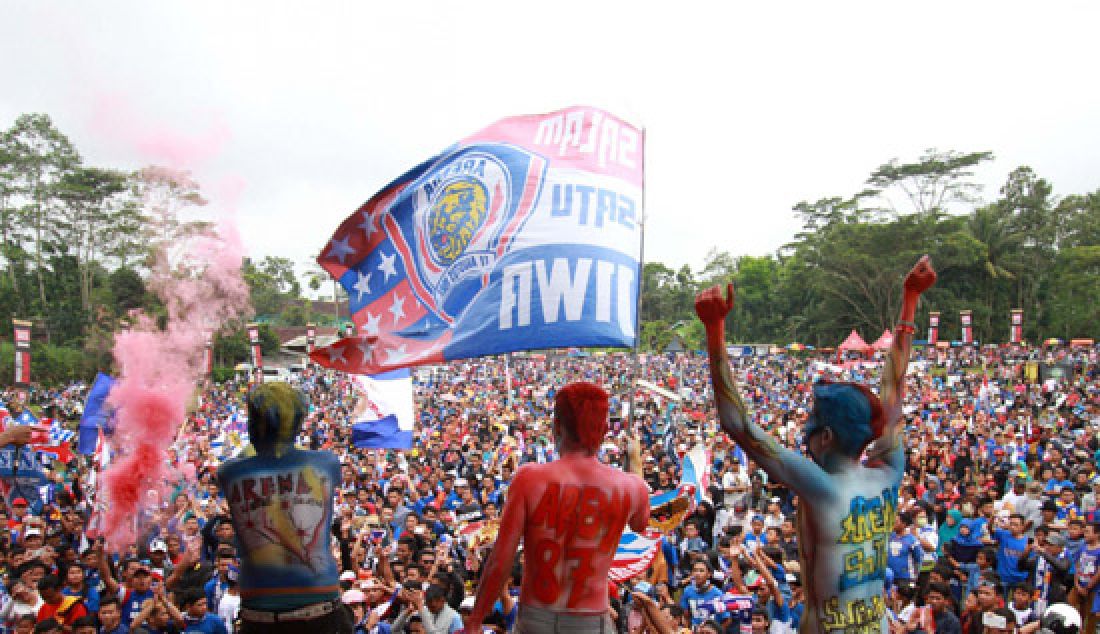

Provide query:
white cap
left=460, top=596, right=476, bottom=610
left=455, top=478, right=469, bottom=487
left=340, top=570, right=357, bottom=581
left=342, top=589, right=366, bottom=604
left=24, top=528, right=42, bottom=538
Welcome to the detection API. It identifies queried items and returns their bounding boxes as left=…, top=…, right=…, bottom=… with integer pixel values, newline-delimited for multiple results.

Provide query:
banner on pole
left=928, top=312, right=940, bottom=346
left=1010, top=309, right=1023, bottom=344
left=960, top=310, right=973, bottom=345
left=306, top=324, right=316, bottom=355
left=203, top=334, right=214, bottom=377
left=247, top=324, right=263, bottom=382
left=12, top=320, right=31, bottom=389
left=313, top=106, right=644, bottom=374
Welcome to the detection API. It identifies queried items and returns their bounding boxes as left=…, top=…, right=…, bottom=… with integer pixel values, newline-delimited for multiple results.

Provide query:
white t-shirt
left=722, top=470, right=750, bottom=508
left=218, top=592, right=240, bottom=634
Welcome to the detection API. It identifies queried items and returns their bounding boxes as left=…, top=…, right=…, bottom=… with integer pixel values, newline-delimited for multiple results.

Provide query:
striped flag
left=680, top=443, right=712, bottom=505
left=610, top=528, right=663, bottom=582
left=94, top=427, right=112, bottom=470
left=349, top=370, right=415, bottom=449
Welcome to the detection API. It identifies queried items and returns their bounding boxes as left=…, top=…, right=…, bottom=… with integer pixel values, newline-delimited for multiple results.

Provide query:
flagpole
left=626, top=126, right=646, bottom=443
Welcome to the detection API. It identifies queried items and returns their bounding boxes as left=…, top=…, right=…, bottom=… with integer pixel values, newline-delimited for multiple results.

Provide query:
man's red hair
left=554, top=382, right=609, bottom=452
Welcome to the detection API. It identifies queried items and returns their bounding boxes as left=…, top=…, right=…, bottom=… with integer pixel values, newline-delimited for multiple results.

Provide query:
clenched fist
left=694, top=283, right=735, bottom=326
left=904, top=255, right=937, bottom=296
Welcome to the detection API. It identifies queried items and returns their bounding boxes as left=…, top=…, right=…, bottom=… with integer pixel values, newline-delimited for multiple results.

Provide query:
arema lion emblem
left=411, top=149, right=528, bottom=322
left=427, top=177, right=489, bottom=266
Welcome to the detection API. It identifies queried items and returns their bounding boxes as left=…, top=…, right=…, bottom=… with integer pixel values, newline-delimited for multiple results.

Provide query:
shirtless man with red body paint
left=464, top=382, right=650, bottom=634
left=695, top=256, right=936, bottom=634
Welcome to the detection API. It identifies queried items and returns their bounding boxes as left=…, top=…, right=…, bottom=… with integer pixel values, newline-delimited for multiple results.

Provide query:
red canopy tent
left=836, top=330, right=870, bottom=361
left=870, top=329, right=894, bottom=351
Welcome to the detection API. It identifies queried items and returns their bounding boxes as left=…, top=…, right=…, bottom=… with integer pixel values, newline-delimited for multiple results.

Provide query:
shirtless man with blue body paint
left=695, top=256, right=937, bottom=634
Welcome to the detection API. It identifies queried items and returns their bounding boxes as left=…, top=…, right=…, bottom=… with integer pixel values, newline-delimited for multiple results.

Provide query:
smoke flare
left=101, top=166, right=250, bottom=545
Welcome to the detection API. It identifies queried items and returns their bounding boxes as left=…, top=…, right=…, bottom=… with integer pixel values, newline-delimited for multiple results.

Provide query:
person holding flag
left=694, top=255, right=937, bottom=634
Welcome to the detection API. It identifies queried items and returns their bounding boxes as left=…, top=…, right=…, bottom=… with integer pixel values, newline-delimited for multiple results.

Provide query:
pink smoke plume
left=89, top=95, right=232, bottom=168
left=101, top=166, right=251, bottom=545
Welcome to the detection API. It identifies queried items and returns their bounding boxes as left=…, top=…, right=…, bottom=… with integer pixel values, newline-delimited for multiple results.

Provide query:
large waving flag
left=78, top=373, right=115, bottom=455
left=349, top=369, right=415, bottom=449
left=312, top=106, right=644, bottom=373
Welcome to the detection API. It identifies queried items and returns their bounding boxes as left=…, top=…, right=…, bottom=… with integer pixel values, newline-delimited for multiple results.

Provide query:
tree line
left=2, top=114, right=1097, bottom=380
left=641, top=150, right=1100, bottom=351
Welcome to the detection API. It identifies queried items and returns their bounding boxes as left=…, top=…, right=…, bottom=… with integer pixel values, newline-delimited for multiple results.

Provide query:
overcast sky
left=3, top=1, right=1098, bottom=284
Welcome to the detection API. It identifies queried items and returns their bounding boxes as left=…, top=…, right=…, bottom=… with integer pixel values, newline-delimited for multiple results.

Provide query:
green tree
left=54, top=166, right=132, bottom=314
left=966, top=204, right=1024, bottom=338
left=109, top=267, right=146, bottom=313
left=242, top=256, right=301, bottom=319
left=866, top=149, right=994, bottom=215
left=995, top=166, right=1056, bottom=340
left=4, top=114, right=81, bottom=338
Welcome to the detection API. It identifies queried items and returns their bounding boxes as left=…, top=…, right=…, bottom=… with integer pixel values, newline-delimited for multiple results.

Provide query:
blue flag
left=78, top=373, right=115, bottom=455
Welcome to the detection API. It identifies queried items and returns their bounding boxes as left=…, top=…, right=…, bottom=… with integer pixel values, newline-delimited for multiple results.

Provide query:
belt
left=240, top=599, right=339, bottom=623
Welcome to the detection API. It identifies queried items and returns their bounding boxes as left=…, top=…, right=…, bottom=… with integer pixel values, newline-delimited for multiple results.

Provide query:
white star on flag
left=357, top=211, right=380, bottom=242
left=325, top=345, right=346, bottom=364
left=325, top=235, right=355, bottom=264
left=378, top=251, right=398, bottom=281
left=384, top=344, right=408, bottom=364
left=389, top=293, right=406, bottom=324
left=356, top=339, right=373, bottom=363
left=353, top=271, right=373, bottom=301
left=362, top=312, right=382, bottom=336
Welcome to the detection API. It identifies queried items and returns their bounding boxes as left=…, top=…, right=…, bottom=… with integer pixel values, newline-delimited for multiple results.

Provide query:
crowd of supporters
left=0, top=341, right=1096, bottom=634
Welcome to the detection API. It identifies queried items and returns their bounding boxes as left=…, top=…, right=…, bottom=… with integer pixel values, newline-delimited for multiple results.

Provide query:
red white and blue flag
left=349, top=369, right=415, bottom=449
left=681, top=443, right=713, bottom=505
left=313, top=106, right=644, bottom=374
left=610, top=528, right=663, bottom=582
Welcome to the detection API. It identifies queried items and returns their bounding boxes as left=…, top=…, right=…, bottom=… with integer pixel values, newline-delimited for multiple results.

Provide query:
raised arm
left=866, top=256, right=936, bottom=468
left=464, top=466, right=528, bottom=633
left=694, top=284, right=830, bottom=500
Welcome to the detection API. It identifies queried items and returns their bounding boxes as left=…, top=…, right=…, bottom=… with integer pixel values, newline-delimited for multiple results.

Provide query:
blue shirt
left=887, top=532, right=923, bottom=581
left=63, top=585, right=99, bottom=613
left=993, top=528, right=1029, bottom=585
left=122, top=588, right=156, bottom=626
left=182, top=613, right=229, bottom=634
left=680, top=583, right=726, bottom=626
left=1045, top=479, right=1074, bottom=493
left=204, top=576, right=229, bottom=614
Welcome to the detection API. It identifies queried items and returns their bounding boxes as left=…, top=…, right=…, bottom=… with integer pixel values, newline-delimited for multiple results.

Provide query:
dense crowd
left=0, top=342, right=1097, bottom=634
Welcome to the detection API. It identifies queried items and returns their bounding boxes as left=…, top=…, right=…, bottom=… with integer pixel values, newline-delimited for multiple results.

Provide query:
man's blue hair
left=803, top=382, right=883, bottom=456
